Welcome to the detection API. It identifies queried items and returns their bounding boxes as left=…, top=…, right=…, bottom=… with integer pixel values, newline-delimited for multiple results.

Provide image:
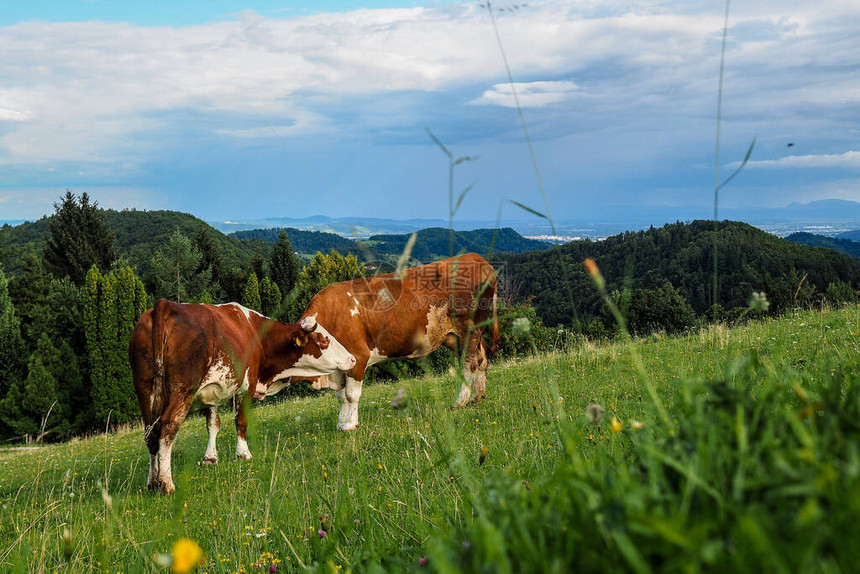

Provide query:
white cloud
left=0, top=107, right=32, bottom=122
left=470, top=81, right=580, bottom=108
left=737, top=150, right=860, bottom=169
left=0, top=0, right=857, bottom=197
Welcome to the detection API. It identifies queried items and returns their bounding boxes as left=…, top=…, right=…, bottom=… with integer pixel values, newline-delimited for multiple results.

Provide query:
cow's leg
left=235, top=395, right=252, bottom=460
left=144, top=422, right=161, bottom=490
left=155, top=394, right=195, bottom=495
left=202, top=406, right=221, bottom=464
left=454, top=330, right=483, bottom=408
left=336, top=375, right=364, bottom=431
left=471, top=338, right=489, bottom=403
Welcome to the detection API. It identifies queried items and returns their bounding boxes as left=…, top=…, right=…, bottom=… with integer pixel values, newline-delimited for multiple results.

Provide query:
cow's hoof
left=201, top=457, right=218, bottom=466
left=236, top=452, right=253, bottom=460
left=151, top=480, right=175, bottom=495
left=338, top=422, right=359, bottom=432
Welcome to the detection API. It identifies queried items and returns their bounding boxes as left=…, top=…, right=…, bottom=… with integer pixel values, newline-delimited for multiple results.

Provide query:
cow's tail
left=144, top=299, right=171, bottom=440
left=489, top=291, right=500, bottom=356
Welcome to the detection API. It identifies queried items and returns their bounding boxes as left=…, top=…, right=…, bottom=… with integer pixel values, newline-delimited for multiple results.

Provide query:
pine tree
left=0, top=334, right=81, bottom=441
left=269, top=230, right=300, bottom=299
left=7, top=249, right=52, bottom=347
left=259, top=277, right=282, bottom=317
left=0, top=265, right=27, bottom=435
left=84, top=265, right=146, bottom=427
left=151, top=228, right=208, bottom=303
left=44, top=190, right=118, bottom=284
left=242, top=272, right=262, bottom=313
left=195, top=224, right=223, bottom=295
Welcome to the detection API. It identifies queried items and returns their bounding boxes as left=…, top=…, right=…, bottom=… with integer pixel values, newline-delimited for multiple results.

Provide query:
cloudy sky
left=0, top=0, right=857, bottom=226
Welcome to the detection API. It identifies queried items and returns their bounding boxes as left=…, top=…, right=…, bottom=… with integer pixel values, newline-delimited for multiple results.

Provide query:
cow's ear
left=293, top=334, right=307, bottom=348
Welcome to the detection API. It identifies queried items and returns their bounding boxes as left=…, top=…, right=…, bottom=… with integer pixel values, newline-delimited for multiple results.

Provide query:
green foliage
left=609, top=282, right=697, bottom=337
left=242, top=272, right=262, bottom=313
left=7, top=249, right=52, bottom=348
left=195, top=224, right=225, bottom=299
left=232, top=227, right=362, bottom=258
left=150, top=228, right=210, bottom=303
left=787, top=232, right=860, bottom=260
left=103, top=209, right=253, bottom=288
left=825, top=281, right=857, bottom=306
left=84, top=265, right=147, bottom=426
left=0, top=265, right=27, bottom=434
left=504, top=220, right=860, bottom=327
left=0, top=334, right=83, bottom=441
left=43, top=191, right=118, bottom=284
left=269, top=230, right=301, bottom=299
left=259, top=277, right=282, bottom=317
left=429, top=353, right=860, bottom=573
left=368, top=227, right=549, bottom=262
left=289, top=250, right=365, bottom=320
left=495, top=298, right=564, bottom=357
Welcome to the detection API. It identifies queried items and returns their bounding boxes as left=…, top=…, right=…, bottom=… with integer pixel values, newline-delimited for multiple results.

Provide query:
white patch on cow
left=336, top=376, right=363, bottom=431
left=273, top=322, right=356, bottom=379
left=195, top=355, right=238, bottom=407
left=216, top=302, right=261, bottom=323
left=203, top=408, right=220, bottom=462
left=350, top=304, right=360, bottom=316
left=236, top=436, right=252, bottom=460
left=157, top=436, right=176, bottom=493
left=262, top=378, right=290, bottom=396
left=240, top=369, right=250, bottom=394
left=407, top=303, right=453, bottom=359
left=346, top=291, right=352, bottom=297
left=368, top=347, right=388, bottom=367
left=454, top=381, right=473, bottom=407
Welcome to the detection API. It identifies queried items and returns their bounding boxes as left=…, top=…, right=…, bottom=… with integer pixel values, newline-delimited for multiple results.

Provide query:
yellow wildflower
left=171, top=538, right=204, bottom=573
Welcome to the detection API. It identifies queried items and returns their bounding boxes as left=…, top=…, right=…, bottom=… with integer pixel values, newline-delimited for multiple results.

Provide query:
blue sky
left=1, top=1, right=858, bottom=226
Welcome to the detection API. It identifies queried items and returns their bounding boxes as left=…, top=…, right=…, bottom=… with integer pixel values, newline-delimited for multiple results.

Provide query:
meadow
left=2, top=303, right=859, bottom=573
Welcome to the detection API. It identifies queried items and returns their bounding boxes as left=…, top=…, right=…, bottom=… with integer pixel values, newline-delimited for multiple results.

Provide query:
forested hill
left=230, top=227, right=361, bottom=257
left=0, top=209, right=252, bottom=276
left=786, top=232, right=860, bottom=259
left=366, top=227, right=550, bottom=262
left=504, top=220, right=860, bottom=328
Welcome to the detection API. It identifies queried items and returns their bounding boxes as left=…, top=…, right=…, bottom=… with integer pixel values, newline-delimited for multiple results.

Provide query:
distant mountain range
left=208, top=199, right=860, bottom=240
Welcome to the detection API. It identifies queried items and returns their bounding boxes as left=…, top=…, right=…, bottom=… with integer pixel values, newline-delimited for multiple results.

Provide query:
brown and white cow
left=268, top=253, right=499, bottom=431
left=129, top=300, right=355, bottom=494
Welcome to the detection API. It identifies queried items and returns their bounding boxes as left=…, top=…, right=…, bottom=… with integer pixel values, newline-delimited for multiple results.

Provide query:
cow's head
left=283, top=314, right=356, bottom=376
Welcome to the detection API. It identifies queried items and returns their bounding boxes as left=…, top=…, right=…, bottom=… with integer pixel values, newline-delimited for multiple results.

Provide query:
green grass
left=2, top=305, right=860, bottom=572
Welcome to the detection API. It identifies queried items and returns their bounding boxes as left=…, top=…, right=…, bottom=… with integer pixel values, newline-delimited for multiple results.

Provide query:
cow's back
left=303, top=253, right=496, bottom=362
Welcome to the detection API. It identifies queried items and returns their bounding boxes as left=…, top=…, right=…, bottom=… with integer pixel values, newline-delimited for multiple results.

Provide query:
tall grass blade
left=395, top=232, right=418, bottom=278
left=508, top=200, right=547, bottom=220
left=717, top=137, right=756, bottom=192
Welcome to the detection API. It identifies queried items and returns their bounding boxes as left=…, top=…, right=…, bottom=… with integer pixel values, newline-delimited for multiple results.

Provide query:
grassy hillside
left=2, top=305, right=859, bottom=572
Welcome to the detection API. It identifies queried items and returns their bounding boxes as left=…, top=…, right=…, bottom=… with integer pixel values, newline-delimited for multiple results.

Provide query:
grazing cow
left=129, top=300, right=356, bottom=494
left=264, top=253, right=499, bottom=431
